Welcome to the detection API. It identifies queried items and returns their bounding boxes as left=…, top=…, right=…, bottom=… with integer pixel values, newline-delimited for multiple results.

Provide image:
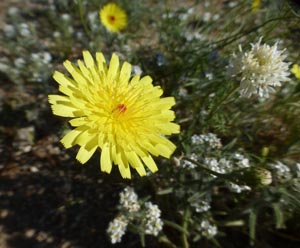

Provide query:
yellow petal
left=76, top=143, right=97, bottom=164
left=107, top=53, right=119, bottom=83
left=156, top=123, right=180, bottom=135
left=63, top=60, right=89, bottom=86
left=142, top=141, right=160, bottom=156
left=77, top=60, right=92, bottom=83
left=69, top=117, right=87, bottom=127
left=126, top=151, right=143, bottom=168
left=96, top=52, right=106, bottom=72
left=135, top=165, right=146, bottom=176
left=141, top=155, right=158, bottom=173
left=61, top=128, right=84, bottom=148
left=129, top=75, right=141, bottom=87
left=139, top=75, right=152, bottom=86
left=100, top=143, right=112, bottom=173
left=119, top=62, right=131, bottom=86
left=76, top=129, right=95, bottom=146
left=51, top=103, right=79, bottom=117
left=48, top=95, right=70, bottom=104
left=155, top=143, right=174, bottom=158
left=53, top=71, right=77, bottom=88
left=83, top=50, right=95, bottom=68
left=118, top=163, right=131, bottom=179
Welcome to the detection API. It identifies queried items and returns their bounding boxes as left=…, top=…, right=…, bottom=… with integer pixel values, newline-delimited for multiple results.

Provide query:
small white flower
left=181, top=153, right=198, bottom=169
left=272, top=162, right=292, bottom=182
left=53, top=31, right=61, bottom=38
left=19, top=23, right=31, bottom=37
left=3, top=24, right=16, bottom=38
left=205, top=73, right=214, bottom=80
left=204, top=157, right=226, bottom=176
left=119, top=187, right=140, bottom=213
left=107, top=215, right=128, bottom=244
left=61, top=14, right=71, bottom=22
left=191, top=133, right=222, bottom=149
left=232, top=153, right=250, bottom=169
left=228, top=182, right=251, bottom=193
left=132, top=65, right=142, bottom=76
left=199, top=220, right=218, bottom=239
left=88, top=11, right=98, bottom=31
left=229, top=38, right=291, bottom=98
left=8, top=7, right=19, bottom=16
left=203, top=12, right=211, bottom=22
left=178, top=87, right=188, bottom=97
left=14, top=58, right=25, bottom=68
left=144, top=202, right=163, bottom=236
left=190, top=195, right=211, bottom=213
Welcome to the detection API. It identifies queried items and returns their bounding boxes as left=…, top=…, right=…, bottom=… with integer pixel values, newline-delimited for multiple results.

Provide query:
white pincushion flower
left=229, top=38, right=291, bottom=98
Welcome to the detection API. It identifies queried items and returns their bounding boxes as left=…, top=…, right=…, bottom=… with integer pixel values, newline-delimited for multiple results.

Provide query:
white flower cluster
left=198, top=220, right=218, bottom=239
left=204, top=153, right=253, bottom=193
left=87, top=11, right=98, bottom=31
left=31, top=52, right=52, bottom=65
left=190, top=195, right=211, bottom=213
left=119, top=186, right=140, bottom=213
left=229, top=38, right=291, bottom=98
left=181, top=153, right=198, bottom=169
left=19, top=23, right=31, bottom=37
left=228, top=182, right=251, bottom=193
left=107, top=215, right=128, bottom=244
left=144, top=202, right=163, bottom=236
left=191, top=133, right=222, bottom=149
left=232, top=153, right=250, bottom=169
left=204, top=157, right=228, bottom=176
left=272, top=162, right=292, bottom=182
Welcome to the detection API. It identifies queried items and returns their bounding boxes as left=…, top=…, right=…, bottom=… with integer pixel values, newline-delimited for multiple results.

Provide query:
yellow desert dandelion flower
left=48, top=51, right=180, bottom=178
left=100, top=3, right=127, bottom=32
left=291, top=64, right=300, bottom=79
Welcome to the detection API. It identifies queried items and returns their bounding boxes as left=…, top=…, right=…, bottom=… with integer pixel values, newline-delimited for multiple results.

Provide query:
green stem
left=183, top=157, right=224, bottom=177
left=207, top=84, right=239, bottom=120
left=163, top=219, right=189, bottom=235
left=78, top=0, right=91, bottom=39
left=181, top=208, right=191, bottom=248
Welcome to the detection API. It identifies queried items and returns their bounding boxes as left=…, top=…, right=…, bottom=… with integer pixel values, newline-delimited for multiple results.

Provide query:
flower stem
left=78, top=0, right=91, bottom=39
left=207, top=84, right=239, bottom=120
left=181, top=208, right=191, bottom=248
left=182, top=157, right=223, bottom=177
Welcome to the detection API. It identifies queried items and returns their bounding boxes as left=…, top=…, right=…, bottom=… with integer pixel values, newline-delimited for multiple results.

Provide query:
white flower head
left=229, top=38, right=291, bottom=98
left=107, top=215, right=128, bottom=244
left=191, top=133, right=222, bottom=149
left=272, top=161, right=292, bottom=182
left=181, top=153, right=198, bottom=169
left=144, top=202, right=163, bottom=236
left=198, top=220, right=218, bottom=239
left=119, top=186, right=140, bottom=213
left=228, top=182, right=251, bottom=193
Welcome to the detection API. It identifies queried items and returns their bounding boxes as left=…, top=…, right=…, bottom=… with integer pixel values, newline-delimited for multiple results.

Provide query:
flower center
left=112, top=103, right=127, bottom=118
left=108, top=15, right=116, bottom=23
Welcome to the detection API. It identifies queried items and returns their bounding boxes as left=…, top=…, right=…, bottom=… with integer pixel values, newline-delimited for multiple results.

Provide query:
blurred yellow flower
left=291, top=64, right=300, bottom=79
left=252, top=0, right=261, bottom=13
left=48, top=51, right=180, bottom=178
left=100, top=3, right=127, bottom=32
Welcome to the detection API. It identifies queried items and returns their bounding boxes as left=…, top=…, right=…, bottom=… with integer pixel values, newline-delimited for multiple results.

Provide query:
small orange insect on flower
left=100, top=3, right=127, bottom=32
left=48, top=51, right=180, bottom=179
